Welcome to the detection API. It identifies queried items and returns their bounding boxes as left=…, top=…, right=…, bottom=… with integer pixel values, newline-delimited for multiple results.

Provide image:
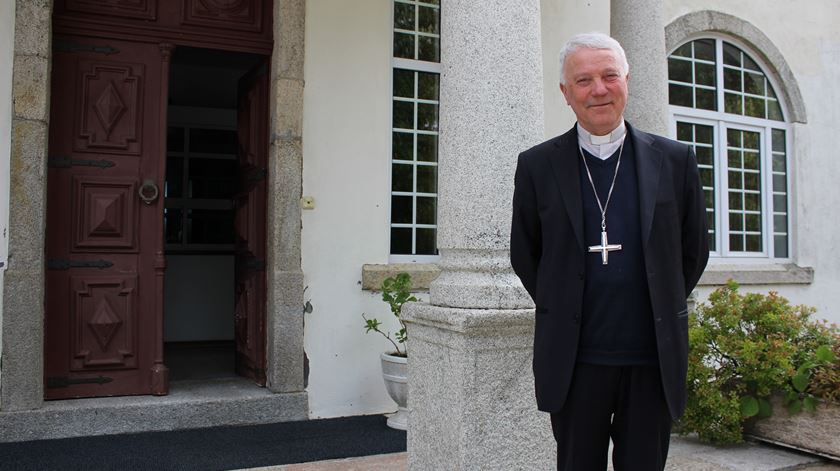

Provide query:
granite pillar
left=402, top=1, right=554, bottom=469
left=611, top=0, right=668, bottom=136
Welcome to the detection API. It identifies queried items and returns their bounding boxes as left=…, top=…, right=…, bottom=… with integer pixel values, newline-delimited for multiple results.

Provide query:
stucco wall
left=0, top=0, right=16, bottom=380
left=665, top=1, right=840, bottom=324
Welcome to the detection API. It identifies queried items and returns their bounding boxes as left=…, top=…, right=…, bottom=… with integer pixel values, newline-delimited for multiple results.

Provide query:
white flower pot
left=380, top=352, right=408, bottom=430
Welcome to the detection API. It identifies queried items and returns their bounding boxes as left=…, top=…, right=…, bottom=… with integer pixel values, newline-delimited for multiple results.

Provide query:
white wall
left=0, top=0, right=16, bottom=368
left=302, top=0, right=402, bottom=418
left=665, top=1, right=840, bottom=324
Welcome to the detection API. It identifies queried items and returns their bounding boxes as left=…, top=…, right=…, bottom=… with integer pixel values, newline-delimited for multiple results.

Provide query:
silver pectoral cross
left=588, top=230, right=622, bottom=265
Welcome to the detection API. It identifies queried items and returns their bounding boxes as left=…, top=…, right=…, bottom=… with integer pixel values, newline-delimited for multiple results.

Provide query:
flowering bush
left=677, top=281, right=840, bottom=444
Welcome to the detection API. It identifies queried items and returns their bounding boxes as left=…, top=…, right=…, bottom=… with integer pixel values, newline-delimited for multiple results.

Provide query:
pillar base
left=430, top=249, right=533, bottom=309
left=403, top=302, right=554, bottom=470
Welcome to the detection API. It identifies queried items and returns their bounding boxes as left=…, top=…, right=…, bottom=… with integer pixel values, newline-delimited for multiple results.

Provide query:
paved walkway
left=243, top=435, right=840, bottom=471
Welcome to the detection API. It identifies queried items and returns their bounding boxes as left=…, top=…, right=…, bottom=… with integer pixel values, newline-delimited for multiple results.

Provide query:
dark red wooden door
left=234, top=62, right=268, bottom=385
left=45, top=36, right=169, bottom=399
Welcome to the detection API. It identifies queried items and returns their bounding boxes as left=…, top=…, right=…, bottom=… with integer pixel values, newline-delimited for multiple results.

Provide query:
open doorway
left=164, top=46, right=267, bottom=383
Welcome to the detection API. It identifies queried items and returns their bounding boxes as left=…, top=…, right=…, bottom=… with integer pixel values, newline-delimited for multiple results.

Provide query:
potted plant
left=677, top=281, right=840, bottom=458
left=362, top=272, right=417, bottom=430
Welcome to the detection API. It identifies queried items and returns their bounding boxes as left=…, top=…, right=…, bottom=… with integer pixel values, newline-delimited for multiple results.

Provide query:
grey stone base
left=0, top=378, right=308, bottom=442
left=403, top=303, right=554, bottom=471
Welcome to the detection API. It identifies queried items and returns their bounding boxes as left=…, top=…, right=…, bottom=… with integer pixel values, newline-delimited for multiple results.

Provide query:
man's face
left=560, top=47, right=629, bottom=136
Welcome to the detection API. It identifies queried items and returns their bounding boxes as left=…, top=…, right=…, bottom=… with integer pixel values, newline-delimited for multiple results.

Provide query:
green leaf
left=740, top=395, right=760, bottom=418
left=792, top=373, right=809, bottom=393
left=784, top=390, right=799, bottom=405
left=816, top=345, right=836, bottom=363
left=803, top=396, right=818, bottom=412
left=796, top=363, right=814, bottom=376
left=788, top=399, right=803, bottom=414
left=757, top=398, right=773, bottom=419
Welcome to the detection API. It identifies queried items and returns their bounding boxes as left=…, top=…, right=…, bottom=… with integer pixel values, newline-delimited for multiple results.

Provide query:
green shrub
left=362, top=273, right=417, bottom=357
left=677, top=281, right=839, bottom=444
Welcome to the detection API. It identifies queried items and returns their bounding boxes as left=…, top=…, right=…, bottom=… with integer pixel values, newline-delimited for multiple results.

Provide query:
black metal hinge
left=46, top=375, right=114, bottom=388
left=54, top=40, right=119, bottom=55
left=49, top=156, right=115, bottom=169
left=47, top=259, right=114, bottom=270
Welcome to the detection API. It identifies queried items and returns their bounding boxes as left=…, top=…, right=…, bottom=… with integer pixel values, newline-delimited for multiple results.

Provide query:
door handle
left=138, top=179, right=159, bottom=205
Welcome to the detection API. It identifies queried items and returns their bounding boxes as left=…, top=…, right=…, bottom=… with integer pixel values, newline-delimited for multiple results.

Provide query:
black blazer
left=510, top=122, right=709, bottom=419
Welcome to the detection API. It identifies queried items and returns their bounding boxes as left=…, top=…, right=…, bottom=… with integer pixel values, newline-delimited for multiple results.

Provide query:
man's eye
left=577, top=78, right=591, bottom=85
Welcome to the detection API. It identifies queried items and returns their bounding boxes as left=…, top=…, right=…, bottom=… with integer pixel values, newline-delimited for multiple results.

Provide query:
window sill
left=361, top=263, right=440, bottom=292
left=698, top=263, right=814, bottom=286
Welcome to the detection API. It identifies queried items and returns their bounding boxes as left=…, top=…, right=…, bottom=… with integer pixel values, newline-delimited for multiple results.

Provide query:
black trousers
left=550, top=363, right=672, bottom=471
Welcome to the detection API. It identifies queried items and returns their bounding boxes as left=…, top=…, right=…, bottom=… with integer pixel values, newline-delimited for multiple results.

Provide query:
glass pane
left=729, top=192, right=743, bottom=210
left=700, top=168, right=714, bottom=187
left=772, top=129, right=786, bottom=152
left=676, top=122, right=692, bottom=142
left=394, top=32, right=415, bottom=59
left=773, top=194, right=787, bottom=212
left=729, top=212, right=743, bottom=231
left=744, top=172, right=760, bottom=190
left=418, top=36, right=440, bottom=62
left=743, top=152, right=758, bottom=170
left=416, top=196, right=437, bottom=224
left=189, top=158, right=238, bottom=199
left=393, top=100, right=414, bottom=129
left=416, top=165, right=437, bottom=193
left=773, top=174, right=786, bottom=191
left=394, top=2, right=415, bottom=30
left=744, top=72, right=765, bottom=95
left=165, top=208, right=183, bottom=244
left=188, top=209, right=234, bottom=244
left=390, top=227, right=412, bottom=254
left=391, top=195, right=413, bottom=224
left=416, top=228, right=437, bottom=255
left=418, top=6, right=439, bottom=34
left=723, top=68, right=741, bottom=91
left=392, top=163, right=413, bottom=192
left=725, top=93, right=742, bottom=114
left=768, top=101, right=784, bottom=121
left=668, top=58, right=691, bottom=83
left=723, top=42, right=741, bottom=66
left=727, top=150, right=741, bottom=168
left=743, top=54, right=761, bottom=71
left=417, top=103, right=438, bottom=131
left=694, top=39, right=715, bottom=61
left=393, top=132, right=413, bottom=161
left=745, top=234, right=761, bottom=252
left=393, top=69, right=414, bottom=98
left=774, top=235, right=788, bottom=258
left=704, top=190, right=714, bottom=208
left=695, top=88, right=716, bottom=111
left=727, top=128, right=742, bottom=147
left=166, top=157, right=184, bottom=198
left=695, top=62, right=716, bottom=86
left=744, top=193, right=760, bottom=211
left=669, top=84, right=692, bottom=107
left=730, top=234, right=744, bottom=251
left=417, top=72, right=439, bottom=100
left=774, top=214, right=788, bottom=233
left=696, top=147, right=713, bottom=166
left=708, top=231, right=716, bottom=252
left=421, top=0, right=439, bottom=5
left=744, top=96, right=766, bottom=118
left=695, top=125, right=713, bottom=145
left=167, top=126, right=185, bottom=152
left=728, top=172, right=742, bottom=190
left=743, top=131, right=759, bottom=150
left=417, top=134, right=438, bottom=162
left=189, top=129, right=237, bottom=154
left=672, top=43, right=691, bottom=58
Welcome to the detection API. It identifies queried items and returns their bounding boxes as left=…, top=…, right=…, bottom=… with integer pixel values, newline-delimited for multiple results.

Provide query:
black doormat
left=0, top=415, right=406, bottom=471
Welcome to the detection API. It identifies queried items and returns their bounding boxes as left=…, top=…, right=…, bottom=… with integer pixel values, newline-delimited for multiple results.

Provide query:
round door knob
left=138, top=179, right=159, bottom=205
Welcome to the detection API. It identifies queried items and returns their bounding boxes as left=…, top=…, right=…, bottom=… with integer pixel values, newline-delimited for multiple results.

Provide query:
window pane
left=727, top=150, right=741, bottom=169
left=725, top=93, right=742, bottom=114
left=394, top=2, right=415, bottom=30
left=723, top=42, right=741, bottom=66
left=417, top=103, right=438, bottom=131
left=417, top=72, right=439, bottom=100
left=744, top=72, right=765, bottom=95
left=393, top=69, right=414, bottom=98
left=743, top=131, right=759, bottom=150
left=729, top=212, right=743, bottom=231
left=743, top=152, right=759, bottom=170
left=773, top=194, right=787, bottom=212
left=695, top=62, right=716, bottom=86
left=695, top=88, right=716, bottom=111
left=393, top=132, right=413, bottom=160
left=669, top=84, right=692, bottom=107
left=189, top=158, right=238, bottom=199
left=394, top=32, right=415, bottom=59
left=773, top=174, right=786, bottom=191
left=704, top=190, right=714, bottom=208
left=695, top=125, right=713, bottom=144
left=677, top=122, right=692, bottom=142
left=768, top=101, right=784, bottom=121
left=189, top=129, right=237, bottom=154
left=416, top=228, right=437, bottom=255
left=418, top=6, right=439, bottom=34
left=392, top=163, right=413, bottom=192
left=668, top=58, right=691, bottom=83
left=416, top=165, right=437, bottom=193
left=166, top=157, right=184, bottom=198
left=743, top=54, right=761, bottom=72
left=417, top=134, right=438, bottom=162
left=390, top=227, right=412, bottom=254
left=391, top=196, right=413, bottom=224
left=728, top=172, right=742, bottom=190
left=729, top=192, right=743, bottom=210
left=744, top=96, right=766, bottom=118
left=744, top=193, right=760, bottom=211
left=723, top=68, right=741, bottom=92
left=418, top=36, right=440, bottom=62
left=672, top=43, right=691, bottom=58
left=694, top=39, right=715, bottom=61
left=744, top=172, right=760, bottom=190
left=165, top=208, right=183, bottom=244
left=393, top=100, right=414, bottom=129
left=774, top=235, right=788, bottom=258
left=416, top=196, right=437, bottom=224
left=727, top=128, right=742, bottom=148
left=188, top=209, right=234, bottom=244
left=772, top=129, right=786, bottom=152
left=774, top=215, right=788, bottom=233
left=696, top=146, right=713, bottom=166
left=167, top=126, right=185, bottom=152
left=745, top=234, right=761, bottom=252
left=700, top=168, right=714, bottom=187
left=730, top=234, right=744, bottom=252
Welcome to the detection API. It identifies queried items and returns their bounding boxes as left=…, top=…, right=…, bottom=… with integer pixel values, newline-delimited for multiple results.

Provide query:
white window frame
left=668, top=34, right=793, bottom=264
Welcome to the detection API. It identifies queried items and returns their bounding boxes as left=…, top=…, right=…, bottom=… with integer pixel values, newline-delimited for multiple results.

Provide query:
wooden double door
left=44, top=15, right=270, bottom=399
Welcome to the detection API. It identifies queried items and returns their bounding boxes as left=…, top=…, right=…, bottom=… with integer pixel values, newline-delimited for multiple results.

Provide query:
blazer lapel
left=629, top=123, right=663, bottom=249
left=548, top=127, right=584, bottom=251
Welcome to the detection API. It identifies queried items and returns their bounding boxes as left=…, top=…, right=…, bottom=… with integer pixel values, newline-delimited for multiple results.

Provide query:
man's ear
left=559, top=82, right=569, bottom=105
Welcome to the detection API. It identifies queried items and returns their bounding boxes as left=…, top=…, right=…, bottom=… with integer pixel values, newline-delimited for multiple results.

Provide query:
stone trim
left=665, top=10, right=807, bottom=123
left=698, top=263, right=814, bottom=286
left=361, top=263, right=440, bottom=292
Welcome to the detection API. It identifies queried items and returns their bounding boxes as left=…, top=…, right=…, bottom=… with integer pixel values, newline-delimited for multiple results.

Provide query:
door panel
left=234, top=62, right=268, bottom=385
left=45, top=36, right=168, bottom=399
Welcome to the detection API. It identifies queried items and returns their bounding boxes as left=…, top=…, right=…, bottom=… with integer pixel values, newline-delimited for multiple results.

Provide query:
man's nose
left=591, top=79, right=608, bottom=95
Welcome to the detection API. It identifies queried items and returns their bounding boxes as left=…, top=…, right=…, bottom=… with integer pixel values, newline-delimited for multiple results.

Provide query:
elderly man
left=510, top=32, right=709, bottom=470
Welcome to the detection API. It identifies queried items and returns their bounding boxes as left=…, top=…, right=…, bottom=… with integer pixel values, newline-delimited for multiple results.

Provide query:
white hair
left=558, top=32, right=629, bottom=85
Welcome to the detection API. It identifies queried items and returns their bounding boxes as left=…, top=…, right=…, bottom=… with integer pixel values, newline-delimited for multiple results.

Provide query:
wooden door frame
left=2, top=0, right=307, bottom=411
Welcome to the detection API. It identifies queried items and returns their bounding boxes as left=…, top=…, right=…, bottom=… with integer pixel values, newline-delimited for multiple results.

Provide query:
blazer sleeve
left=510, top=153, right=541, bottom=302
left=681, top=146, right=710, bottom=295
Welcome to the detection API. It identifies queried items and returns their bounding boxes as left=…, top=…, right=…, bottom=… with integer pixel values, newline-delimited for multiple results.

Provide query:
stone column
left=611, top=0, right=668, bottom=136
left=402, top=1, right=554, bottom=469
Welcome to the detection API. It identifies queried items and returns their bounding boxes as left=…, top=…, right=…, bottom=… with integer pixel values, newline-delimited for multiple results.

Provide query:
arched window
left=668, top=37, right=790, bottom=259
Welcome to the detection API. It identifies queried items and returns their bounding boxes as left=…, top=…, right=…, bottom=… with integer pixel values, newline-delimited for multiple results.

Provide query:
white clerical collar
left=577, top=121, right=627, bottom=160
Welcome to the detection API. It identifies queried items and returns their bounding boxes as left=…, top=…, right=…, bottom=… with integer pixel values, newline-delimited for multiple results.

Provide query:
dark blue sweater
left=577, top=138, right=658, bottom=365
